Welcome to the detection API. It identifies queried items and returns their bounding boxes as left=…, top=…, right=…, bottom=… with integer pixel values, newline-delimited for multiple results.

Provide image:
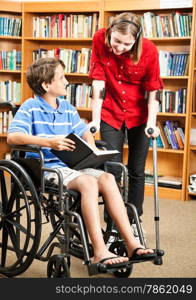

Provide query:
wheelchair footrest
left=88, top=261, right=132, bottom=276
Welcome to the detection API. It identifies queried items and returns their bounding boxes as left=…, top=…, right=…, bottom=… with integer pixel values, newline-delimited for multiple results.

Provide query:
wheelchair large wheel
left=0, top=160, right=41, bottom=277
left=109, top=241, right=133, bottom=278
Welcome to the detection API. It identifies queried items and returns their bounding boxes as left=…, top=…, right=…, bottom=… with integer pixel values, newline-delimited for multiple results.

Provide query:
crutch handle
left=90, top=126, right=97, bottom=134
left=147, top=127, right=154, bottom=135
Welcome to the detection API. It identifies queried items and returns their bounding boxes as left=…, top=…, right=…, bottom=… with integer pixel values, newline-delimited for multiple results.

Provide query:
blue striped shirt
left=8, top=96, right=88, bottom=168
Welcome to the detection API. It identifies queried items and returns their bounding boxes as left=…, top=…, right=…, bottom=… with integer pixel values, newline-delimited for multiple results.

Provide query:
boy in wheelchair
left=7, top=57, right=156, bottom=268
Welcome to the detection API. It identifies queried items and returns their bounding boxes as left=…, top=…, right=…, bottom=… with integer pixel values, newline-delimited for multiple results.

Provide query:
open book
left=51, top=133, right=119, bottom=170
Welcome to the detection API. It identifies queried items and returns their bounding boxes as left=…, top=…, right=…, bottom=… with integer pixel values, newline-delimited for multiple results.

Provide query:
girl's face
left=110, top=31, right=135, bottom=55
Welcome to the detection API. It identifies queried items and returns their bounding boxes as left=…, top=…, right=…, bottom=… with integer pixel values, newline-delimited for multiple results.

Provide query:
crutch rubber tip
left=153, top=256, right=163, bottom=265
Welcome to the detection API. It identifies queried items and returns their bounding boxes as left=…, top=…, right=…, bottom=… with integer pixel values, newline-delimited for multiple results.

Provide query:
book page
left=67, top=133, right=119, bottom=155
left=93, top=149, right=119, bottom=155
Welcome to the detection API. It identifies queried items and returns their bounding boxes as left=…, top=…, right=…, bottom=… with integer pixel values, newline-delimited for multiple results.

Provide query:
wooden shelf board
left=0, top=1, right=22, bottom=13
left=0, top=36, right=22, bottom=40
left=24, top=37, right=92, bottom=42
left=161, top=76, right=189, bottom=79
left=188, top=192, right=196, bottom=196
left=0, top=70, right=21, bottom=73
left=150, top=37, right=191, bottom=43
left=157, top=113, right=186, bottom=117
left=124, top=144, right=184, bottom=153
left=149, top=147, right=184, bottom=153
left=190, top=146, right=196, bottom=151
left=23, top=1, right=101, bottom=13
left=145, top=184, right=182, bottom=200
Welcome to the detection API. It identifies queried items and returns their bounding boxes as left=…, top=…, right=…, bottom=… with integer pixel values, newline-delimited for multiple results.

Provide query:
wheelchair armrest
left=10, top=144, right=41, bottom=153
left=0, top=101, right=16, bottom=109
left=10, top=144, right=45, bottom=166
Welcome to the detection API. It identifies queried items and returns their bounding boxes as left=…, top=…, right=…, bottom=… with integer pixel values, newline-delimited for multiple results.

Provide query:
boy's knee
left=100, top=172, right=116, bottom=183
left=77, top=174, right=98, bottom=189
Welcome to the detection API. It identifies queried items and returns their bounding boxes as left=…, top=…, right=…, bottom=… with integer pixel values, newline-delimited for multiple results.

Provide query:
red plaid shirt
left=89, top=28, right=163, bottom=129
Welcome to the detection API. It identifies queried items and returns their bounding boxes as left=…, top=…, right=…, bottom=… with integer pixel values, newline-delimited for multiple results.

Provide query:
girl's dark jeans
left=100, top=121, right=150, bottom=221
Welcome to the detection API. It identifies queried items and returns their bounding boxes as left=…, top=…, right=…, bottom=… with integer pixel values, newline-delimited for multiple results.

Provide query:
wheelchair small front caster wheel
left=47, top=254, right=70, bottom=278
left=109, top=241, right=133, bottom=278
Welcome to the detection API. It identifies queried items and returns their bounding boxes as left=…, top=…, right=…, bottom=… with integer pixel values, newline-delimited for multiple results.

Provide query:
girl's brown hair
left=26, top=57, right=65, bottom=96
left=105, top=12, right=142, bottom=64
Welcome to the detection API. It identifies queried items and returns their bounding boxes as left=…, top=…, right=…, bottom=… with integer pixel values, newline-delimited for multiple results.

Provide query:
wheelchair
left=0, top=137, right=164, bottom=278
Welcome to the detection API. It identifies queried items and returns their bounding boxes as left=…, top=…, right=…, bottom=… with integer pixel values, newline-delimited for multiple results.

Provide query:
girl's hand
left=145, top=125, right=160, bottom=138
left=87, top=119, right=100, bottom=134
left=48, top=137, right=75, bottom=151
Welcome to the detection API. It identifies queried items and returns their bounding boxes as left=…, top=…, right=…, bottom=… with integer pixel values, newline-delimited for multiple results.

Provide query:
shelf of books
left=21, top=0, right=103, bottom=131
left=0, top=1, right=22, bottom=159
left=21, top=1, right=102, bottom=117
left=104, top=0, right=195, bottom=200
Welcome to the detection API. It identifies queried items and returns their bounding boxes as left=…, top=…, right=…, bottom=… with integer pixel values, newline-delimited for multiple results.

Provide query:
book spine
left=165, top=120, right=179, bottom=149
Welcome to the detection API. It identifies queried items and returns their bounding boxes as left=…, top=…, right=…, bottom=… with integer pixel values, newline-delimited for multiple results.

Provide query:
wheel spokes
left=0, top=171, right=8, bottom=210
left=1, top=222, right=9, bottom=267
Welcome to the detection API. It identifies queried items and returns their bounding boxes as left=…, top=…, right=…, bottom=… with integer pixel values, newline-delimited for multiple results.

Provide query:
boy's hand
left=49, top=137, right=75, bottom=151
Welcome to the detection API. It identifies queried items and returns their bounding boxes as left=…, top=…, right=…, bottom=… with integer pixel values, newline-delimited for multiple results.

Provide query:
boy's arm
left=7, top=132, right=76, bottom=151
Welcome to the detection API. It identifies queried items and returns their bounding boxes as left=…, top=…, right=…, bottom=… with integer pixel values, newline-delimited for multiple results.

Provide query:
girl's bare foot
left=129, top=247, right=154, bottom=258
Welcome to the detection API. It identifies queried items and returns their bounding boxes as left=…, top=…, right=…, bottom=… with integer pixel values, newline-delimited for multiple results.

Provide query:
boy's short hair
left=26, top=57, right=65, bottom=96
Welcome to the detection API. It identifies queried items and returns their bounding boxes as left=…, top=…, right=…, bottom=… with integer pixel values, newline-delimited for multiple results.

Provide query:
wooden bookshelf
left=0, top=0, right=196, bottom=202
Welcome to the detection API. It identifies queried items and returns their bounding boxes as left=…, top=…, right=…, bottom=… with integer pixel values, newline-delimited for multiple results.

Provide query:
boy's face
left=47, top=64, right=68, bottom=97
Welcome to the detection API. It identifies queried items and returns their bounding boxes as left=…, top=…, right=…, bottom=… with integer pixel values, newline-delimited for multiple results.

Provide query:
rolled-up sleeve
left=89, top=30, right=106, bottom=81
left=143, top=44, right=164, bottom=91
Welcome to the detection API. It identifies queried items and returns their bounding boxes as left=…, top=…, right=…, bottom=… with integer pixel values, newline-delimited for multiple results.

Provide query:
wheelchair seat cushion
left=44, top=167, right=104, bottom=187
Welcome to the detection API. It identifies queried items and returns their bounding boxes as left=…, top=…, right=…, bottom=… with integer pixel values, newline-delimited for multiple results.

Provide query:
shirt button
left=107, top=62, right=110, bottom=65
left=123, top=109, right=126, bottom=112
left=118, top=81, right=122, bottom=84
left=122, top=91, right=125, bottom=94
left=122, top=100, right=126, bottom=103
left=118, top=74, right=121, bottom=78
left=120, top=66, right=123, bottom=69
